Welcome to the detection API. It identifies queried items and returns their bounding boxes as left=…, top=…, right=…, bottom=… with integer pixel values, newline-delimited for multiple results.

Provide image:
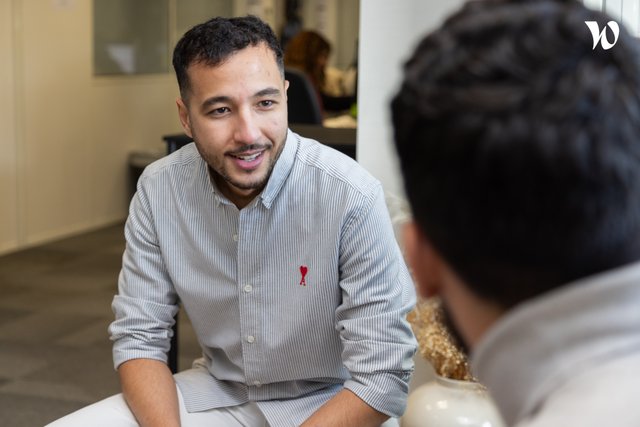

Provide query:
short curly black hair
left=173, top=15, right=283, bottom=99
left=392, top=0, right=640, bottom=308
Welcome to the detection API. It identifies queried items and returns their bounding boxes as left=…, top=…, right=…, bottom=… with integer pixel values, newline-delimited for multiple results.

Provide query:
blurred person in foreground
left=48, top=15, right=415, bottom=427
left=392, top=0, right=640, bottom=426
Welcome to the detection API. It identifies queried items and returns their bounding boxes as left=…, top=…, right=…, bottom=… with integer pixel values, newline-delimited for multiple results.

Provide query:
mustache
left=227, top=144, right=271, bottom=156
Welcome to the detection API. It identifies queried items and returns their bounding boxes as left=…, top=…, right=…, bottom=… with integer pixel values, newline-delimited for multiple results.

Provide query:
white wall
left=356, top=0, right=466, bottom=391
left=0, top=0, right=182, bottom=255
left=357, top=0, right=464, bottom=199
left=0, top=0, right=19, bottom=254
left=300, top=0, right=359, bottom=70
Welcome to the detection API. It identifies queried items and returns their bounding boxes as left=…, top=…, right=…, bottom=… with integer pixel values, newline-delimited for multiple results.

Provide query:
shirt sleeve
left=108, top=177, right=180, bottom=369
left=336, top=183, right=418, bottom=418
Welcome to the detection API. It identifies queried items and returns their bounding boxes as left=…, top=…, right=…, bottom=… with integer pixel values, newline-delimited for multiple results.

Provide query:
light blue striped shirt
left=109, top=130, right=417, bottom=425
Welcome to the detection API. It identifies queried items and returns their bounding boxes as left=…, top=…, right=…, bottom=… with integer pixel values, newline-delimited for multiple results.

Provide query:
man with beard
left=392, top=0, right=640, bottom=426
left=49, top=15, right=416, bottom=427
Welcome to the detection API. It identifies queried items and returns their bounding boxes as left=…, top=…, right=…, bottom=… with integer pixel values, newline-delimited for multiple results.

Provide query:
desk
left=291, top=124, right=356, bottom=159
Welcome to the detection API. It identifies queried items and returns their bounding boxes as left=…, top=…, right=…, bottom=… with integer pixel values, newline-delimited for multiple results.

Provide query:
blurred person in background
left=284, top=30, right=356, bottom=114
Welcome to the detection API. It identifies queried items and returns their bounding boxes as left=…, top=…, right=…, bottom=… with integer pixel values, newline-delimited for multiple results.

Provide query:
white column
left=606, top=0, right=624, bottom=21
left=622, top=0, right=640, bottom=35
left=356, top=0, right=466, bottom=392
left=357, top=0, right=465, bottom=199
left=584, top=0, right=640, bottom=36
left=583, top=0, right=604, bottom=11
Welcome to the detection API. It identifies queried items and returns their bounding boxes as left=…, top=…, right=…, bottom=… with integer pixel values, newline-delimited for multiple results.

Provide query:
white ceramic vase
left=402, top=376, right=506, bottom=427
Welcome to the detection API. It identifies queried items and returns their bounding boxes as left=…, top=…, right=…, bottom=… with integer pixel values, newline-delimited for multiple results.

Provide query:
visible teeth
left=238, top=153, right=260, bottom=161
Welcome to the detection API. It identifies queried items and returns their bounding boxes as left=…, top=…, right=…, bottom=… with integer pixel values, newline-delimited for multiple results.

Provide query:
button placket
left=236, top=208, right=263, bottom=388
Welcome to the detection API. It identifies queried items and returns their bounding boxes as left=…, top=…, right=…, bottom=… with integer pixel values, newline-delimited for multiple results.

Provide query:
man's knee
left=45, top=394, right=137, bottom=427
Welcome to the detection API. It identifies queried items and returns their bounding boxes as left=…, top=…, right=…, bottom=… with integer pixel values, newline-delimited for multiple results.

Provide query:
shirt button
left=247, top=335, right=255, bottom=343
left=232, top=234, right=239, bottom=242
left=243, top=284, right=253, bottom=293
left=253, top=381, right=262, bottom=387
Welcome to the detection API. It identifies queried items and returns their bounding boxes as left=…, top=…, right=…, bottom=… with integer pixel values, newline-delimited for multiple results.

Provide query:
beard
left=200, top=132, right=288, bottom=194
left=215, top=147, right=273, bottom=190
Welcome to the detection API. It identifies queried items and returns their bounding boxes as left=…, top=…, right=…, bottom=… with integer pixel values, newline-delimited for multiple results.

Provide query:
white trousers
left=45, top=385, right=268, bottom=427
left=45, top=385, right=400, bottom=427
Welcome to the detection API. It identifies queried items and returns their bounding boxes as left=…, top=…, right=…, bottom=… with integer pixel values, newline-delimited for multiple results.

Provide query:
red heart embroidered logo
left=299, top=265, right=308, bottom=286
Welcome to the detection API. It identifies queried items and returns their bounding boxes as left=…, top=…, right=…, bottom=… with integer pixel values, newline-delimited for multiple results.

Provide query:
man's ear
left=403, top=221, right=445, bottom=299
left=176, top=98, right=193, bottom=138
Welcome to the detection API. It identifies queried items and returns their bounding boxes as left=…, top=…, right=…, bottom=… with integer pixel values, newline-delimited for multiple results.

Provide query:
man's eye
left=259, top=100, right=274, bottom=108
left=210, top=107, right=230, bottom=115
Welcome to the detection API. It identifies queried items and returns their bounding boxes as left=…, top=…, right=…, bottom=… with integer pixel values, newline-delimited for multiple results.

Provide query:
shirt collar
left=259, top=129, right=298, bottom=209
left=471, top=260, right=640, bottom=425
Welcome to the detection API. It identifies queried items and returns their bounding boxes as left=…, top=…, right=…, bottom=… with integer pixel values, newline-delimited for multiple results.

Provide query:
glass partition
left=93, top=0, right=169, bottom=75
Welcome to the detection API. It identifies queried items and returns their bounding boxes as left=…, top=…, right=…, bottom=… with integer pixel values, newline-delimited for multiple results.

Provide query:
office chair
left=284, top=67, right=323, bottom=125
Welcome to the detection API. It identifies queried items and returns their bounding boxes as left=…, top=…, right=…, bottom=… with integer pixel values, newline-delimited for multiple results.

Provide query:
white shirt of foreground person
left=46, top=130, right=416, bottom=427
left=472, top=261, right=640, bottom=427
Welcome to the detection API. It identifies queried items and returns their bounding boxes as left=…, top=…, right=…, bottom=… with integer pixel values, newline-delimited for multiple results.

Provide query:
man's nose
left=234, top=108, right=261, bottom=144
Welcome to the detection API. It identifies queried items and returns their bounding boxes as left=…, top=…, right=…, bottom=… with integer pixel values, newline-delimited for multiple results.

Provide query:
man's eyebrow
left=201, top=96, right=231, bottom=110
left=200, top=88, right=282, bottom=110
left=254, top=87, right=281, bottom=98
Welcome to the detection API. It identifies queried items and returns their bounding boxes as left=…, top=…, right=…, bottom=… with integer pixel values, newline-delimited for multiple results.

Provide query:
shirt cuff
left=343, top=370, right=413, bottom=418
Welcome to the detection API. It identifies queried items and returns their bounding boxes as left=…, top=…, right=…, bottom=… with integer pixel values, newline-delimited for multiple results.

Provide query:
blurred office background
left=0, top=0, right=637, bottom=425
left=1, top=0, right=363, bottom=257
left=1, top=0, right=633, bottom=258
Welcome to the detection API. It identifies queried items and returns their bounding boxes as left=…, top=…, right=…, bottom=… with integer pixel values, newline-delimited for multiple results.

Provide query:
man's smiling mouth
left=232, top=152, right=262, bottom=162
